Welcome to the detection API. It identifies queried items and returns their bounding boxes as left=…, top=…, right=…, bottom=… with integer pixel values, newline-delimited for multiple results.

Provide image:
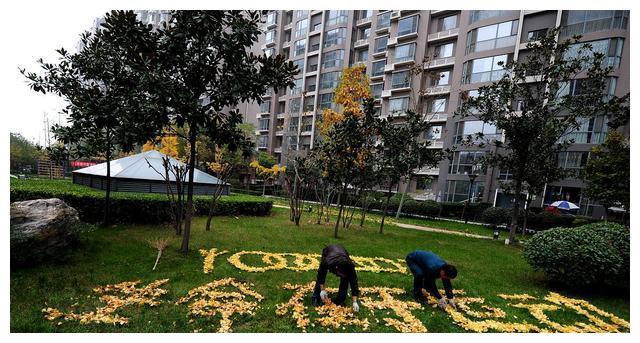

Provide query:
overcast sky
left=3, top=5, right=107, bottom=146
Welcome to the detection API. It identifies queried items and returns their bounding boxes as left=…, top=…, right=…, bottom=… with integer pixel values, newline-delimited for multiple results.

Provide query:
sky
left=3, top=4, right=106, bottom=146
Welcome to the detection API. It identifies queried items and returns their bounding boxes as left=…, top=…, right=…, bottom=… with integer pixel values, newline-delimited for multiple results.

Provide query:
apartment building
left=194, top=10, right=626, bottom=218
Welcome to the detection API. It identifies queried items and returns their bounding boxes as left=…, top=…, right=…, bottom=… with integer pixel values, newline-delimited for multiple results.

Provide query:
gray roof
left=72, top=150, right=229, bottom=185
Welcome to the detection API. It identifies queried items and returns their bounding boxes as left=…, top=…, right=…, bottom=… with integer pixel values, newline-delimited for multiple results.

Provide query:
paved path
left=273, top=204, right=490, bottom=240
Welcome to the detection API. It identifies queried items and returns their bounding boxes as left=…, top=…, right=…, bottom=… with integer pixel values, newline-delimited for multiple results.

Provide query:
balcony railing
left=427, top=28, right=459, bottom=42
left=424, top=56, right=456, bottom=69
left=422, top=85, right=451, bottom=96
left=356, top=16, right=372, bottom=26
left=307, top=64, right=318, bottom=72
left=354, top=39, right=369, bottom=48
left=308, top=43, right=320, bottom=52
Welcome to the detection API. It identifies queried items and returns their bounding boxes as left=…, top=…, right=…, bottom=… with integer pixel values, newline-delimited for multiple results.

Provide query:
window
left=359, top=27, right=371, bottom=40
left=320, top=72, right=341, bottom=89
left=429, top=98, right=447, bottom=113
left=265, top=30, right=276, bottom=44
left=257, top=135, right=268, bottom=148
left=557, top=151, right=589, bottom=171
left=356, top=49, right=368, bottom=63
left=527, top=28, right=548, bottom=41
left=322, top=50, right=344, bottom=69
left=324, top=28, right=346, bottom=48
left=466, top=20, right=518, bottom=54
left=289, top=98, right=301, bottom=114
left=561, top=10, right=629, bottom=37
left=564, top=38, right=624, bottom=69
left=389, top=97, right=410, bottom=113
left=326, top=10, right=348, bottom=26
left=294, top=39, right=306, bottom=56
left=371, top=83, right=383, bottom=99
left=303, top=96, right=315, bottom=112
left=371, top=60, right=386, bottom=77
left=462, top=54, right=510, bottom=84
left=259, top=118, right=270, bottom=131
left=444, top=180, right=485, bottom=202
left=424, top=125, right=443, bottom=140
left=431, top=71, right=451, bottom=86
left=391, top=71, right=410, bottom=89
left=435, top=42, right=454, bottom=58
left=416, top=176, right=433, bottom=191
left=259, top=101, right=271, bottom=113
left=453, top=120, right=501, bottom=144
left=288, top=117, right=299, bottom=132
left=449, top=151, right=486, bottom=174
left=295, top=19, right=308, bottom=37
left=397, top=15, right=419, bottom=36
left=295, top=10, right=309, bottom=18
left=266, top=12, right=277, bottom=25
left=319, top=93, right=335, bottom=109
left=395, top=43, right=416, bottom=63
left=292, top=59, right=304, bottom=74
left=377, top=11, right=391, bottom=29
left=438, top=15, right=457, bottom=31
left=374, top=36, right=388, bottom=53
left=263, top=48, right=275, bottom=57
left=468, top=10, right=513, bottom=24
left=498, top=169, right=513, bottom=180
left=360, top=10, right=373, bottom=20
left=560, top=117, right=607, bottom=144
left=290, top=78, right=303, bottom=95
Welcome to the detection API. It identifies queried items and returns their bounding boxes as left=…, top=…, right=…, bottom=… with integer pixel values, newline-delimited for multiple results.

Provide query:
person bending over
left=405, top=250, right=458, bottom=310
left=311, top=244, right=360, bottom=312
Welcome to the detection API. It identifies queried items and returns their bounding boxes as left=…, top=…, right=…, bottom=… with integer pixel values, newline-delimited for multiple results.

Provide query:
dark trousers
left=405, top=255, right=426, bottom=299
left=311, top=277, right=349, bottom=306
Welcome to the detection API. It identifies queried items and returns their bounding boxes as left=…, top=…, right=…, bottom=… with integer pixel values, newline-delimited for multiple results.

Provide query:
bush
left=10, top=179, right=272, bottom=224
left=481, top=207, right=511, bottom=225
left=523, top=222, right=629, bottom=288
left=524, top=212, right=575, bottom=231
left=440, top=202, right=491, bottom=220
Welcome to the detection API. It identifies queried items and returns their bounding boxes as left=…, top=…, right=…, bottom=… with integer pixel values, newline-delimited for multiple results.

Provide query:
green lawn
left=10, top=207, right=629, bottom=333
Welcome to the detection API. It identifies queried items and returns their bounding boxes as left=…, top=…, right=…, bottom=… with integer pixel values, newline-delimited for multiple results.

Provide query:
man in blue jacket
left=405, top=250, right=458, bottom=310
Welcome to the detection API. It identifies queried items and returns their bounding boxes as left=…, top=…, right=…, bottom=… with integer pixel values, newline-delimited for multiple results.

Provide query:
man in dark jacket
left=405, top=250, right=458, bottom=310
left=311, top=244, right=360, bottom=312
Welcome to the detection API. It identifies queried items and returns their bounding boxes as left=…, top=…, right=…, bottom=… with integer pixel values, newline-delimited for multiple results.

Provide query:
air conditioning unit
left=391, top=11, right=401, bottom=19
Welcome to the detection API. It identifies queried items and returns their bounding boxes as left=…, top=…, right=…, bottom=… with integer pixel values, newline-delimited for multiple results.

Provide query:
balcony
left=397, top=31, right=419, bottom=42
left=274, top=147, right=282, bottom=153
left=309, top=24, right=322, bottom=35
left=427, top=140, right=444, bottom=149
left=416, top=166, right=440, bottom=175
left=424, top=56, right=456, bottom=69
left=356, top=16, right=372, bottom=26
left=354, top=39, right=369, bottom=48
left=427, top=28, right=459, bottom=42
left=282, top=40, right=291, bottom=48
left=423, top=112, right=449, bottom=122
left=276, top=112, right=286, bottom=119
left=422, top=85, right=451, bottom=96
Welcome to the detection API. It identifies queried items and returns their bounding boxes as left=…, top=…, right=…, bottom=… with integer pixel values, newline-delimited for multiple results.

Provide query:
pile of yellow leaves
left=43, top=279, right=169, bottom=326
left=198, top=248, right=228, bottom=274
left=226, top=249, right=406, bottom=274
left=359, top=286, right=427, bottom=333
left=176, top=278, right=263, bottom=333
left=275, top=283, right=313, bottom=330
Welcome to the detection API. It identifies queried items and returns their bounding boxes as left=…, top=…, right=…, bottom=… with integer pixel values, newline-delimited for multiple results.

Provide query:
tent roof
left=72, top=150, right=228, bottom=185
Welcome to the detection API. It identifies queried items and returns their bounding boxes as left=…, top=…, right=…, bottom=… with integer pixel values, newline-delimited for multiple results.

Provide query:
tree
left=583, top=131, right=630, bottom=222
left=456, top=27, right=629, bottom=244
left=315, top=65, right=376, bottom=237
left=374, top=110, right=441, bottom=234
left=10, top=133, right=43, bottom=175
left=22, top=11, right=166, bottom=226
left=282, top=155, right=311, bottom=226
left=155, top=11, right=297, bottom=253
left=250, top=151, right=279, bottom=196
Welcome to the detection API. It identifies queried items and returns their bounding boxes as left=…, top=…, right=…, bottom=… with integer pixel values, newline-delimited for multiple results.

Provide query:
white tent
left=72, top=150, right=229, bottom=195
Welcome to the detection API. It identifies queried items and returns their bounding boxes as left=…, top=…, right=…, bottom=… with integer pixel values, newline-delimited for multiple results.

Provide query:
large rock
left=10, top=198, right=81, bottom=266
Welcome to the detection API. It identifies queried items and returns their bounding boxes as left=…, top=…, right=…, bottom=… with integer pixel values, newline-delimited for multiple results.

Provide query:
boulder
left=10, top=198, right=81, bottom=266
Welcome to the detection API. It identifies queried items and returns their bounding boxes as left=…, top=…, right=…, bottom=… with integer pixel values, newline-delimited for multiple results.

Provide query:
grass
left=10, top=207, right=629, bottom=333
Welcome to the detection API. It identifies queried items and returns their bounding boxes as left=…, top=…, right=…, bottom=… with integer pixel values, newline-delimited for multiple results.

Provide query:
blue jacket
left=406, top=250, right=453, bottom=299
left=407, top=250, right=446, bottom=275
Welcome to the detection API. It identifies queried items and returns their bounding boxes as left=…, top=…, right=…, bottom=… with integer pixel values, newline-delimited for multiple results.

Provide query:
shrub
left=481, top=207, right=511, bottom=225
left=440, top=202, right=491, bottom=220
left=523, top=222, right=629, bottom=288
left=525, top=212, right=575, bottom=231
left=10, top=179, right=272, bottom=224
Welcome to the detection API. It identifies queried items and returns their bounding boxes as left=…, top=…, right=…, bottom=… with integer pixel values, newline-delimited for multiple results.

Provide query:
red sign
left=70, top=161, right=98, bottom=168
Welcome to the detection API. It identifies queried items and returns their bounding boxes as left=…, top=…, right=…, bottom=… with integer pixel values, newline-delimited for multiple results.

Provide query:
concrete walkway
left=273, top=204, right=491, bottom=240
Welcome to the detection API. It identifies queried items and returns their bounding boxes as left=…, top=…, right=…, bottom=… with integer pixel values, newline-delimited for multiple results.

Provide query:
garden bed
left=10, top=178, right=272, bottom=224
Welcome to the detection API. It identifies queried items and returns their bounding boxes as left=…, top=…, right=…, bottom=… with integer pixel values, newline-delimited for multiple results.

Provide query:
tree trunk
left=395, top=177, right=410, bottom=219
left=522, top=197, right=531, bottom=238
left=103, top=145, right=111, bottom=227
left=507, top=181, right=523, bottom=244
left=181, top=130, right=197, bottom=253
left=152, top=250, right=162, bottom=271
left=379, top=185, right=393, bottom=234
left=333, top=184, right=347, bottom=238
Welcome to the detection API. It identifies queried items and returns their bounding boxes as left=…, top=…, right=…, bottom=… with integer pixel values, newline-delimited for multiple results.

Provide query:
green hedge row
left=363, top=193, right=491, bottom=221
left=524, top=222, right=630, bottom=289
left=479, top=206, right=598, bottom=231
left=10, top=179, right=272, bottom=224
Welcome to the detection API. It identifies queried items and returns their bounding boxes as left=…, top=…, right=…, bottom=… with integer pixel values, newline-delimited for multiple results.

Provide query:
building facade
left=245, top=10, right=630, bottom=218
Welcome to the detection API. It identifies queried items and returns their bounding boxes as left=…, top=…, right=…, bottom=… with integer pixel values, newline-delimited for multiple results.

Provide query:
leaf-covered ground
left=10, top=207, right=630, bottom=332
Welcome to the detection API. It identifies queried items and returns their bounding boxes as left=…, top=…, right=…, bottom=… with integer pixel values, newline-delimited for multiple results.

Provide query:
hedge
left=523, top=222, right=630, bottom=288
left=10, top=179, right=272, bottom=224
